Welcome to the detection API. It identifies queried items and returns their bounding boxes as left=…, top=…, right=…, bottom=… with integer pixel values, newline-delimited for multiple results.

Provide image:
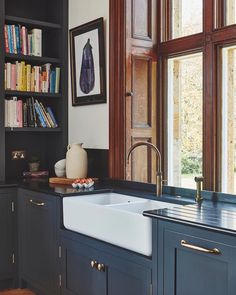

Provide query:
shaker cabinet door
left=18, top=189, right=60, bottom=295
left=0, top=189, right=16, bottom=288
left=106, top=255, right=152, bottom=295
left=61, top=237, right=106, bottom=295
left=160, top=223, right=236, bottom=295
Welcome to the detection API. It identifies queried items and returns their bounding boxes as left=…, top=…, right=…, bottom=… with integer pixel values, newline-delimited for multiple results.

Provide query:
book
left=7, top=25, right=13, bottom=53
left=26, top=64, right=31, bottom=91
left=34, top=102, right=46, bottom=128
left=39, top=101, right=51, bottom=127
left=6, top=62, right=11, bottom=89
left=4, top=25, right=9, bottom=53
left=15, top=25, right=21, bottom=54
left=11, top=64, right=16, bottom=90
left=30, top=28, right=42, bottom=57
left=23, top=102, right=28, bottom=127
left=21, top=26, right=27, bottom=55
left=47, top=107, right=58, bottom=128
left=17, top=99, right=23, bottom=127
left=11, top=24, right=17, bottom=54
left=55, top=67, right=60, bottom=93
left=31, top=97, right=37, bottom=127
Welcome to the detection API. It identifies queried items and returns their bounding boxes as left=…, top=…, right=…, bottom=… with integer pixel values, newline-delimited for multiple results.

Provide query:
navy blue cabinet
left=18, top=189, right=61, bottom=295
left=0, top=188, right=17, bottom=290
left=157, top=221, right=236, bottom=295
left=61, top=232, right=152, bottom=295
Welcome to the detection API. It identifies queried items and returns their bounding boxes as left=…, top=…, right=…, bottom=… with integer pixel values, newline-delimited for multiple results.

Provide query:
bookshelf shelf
left=5, top=15, right=62, bottom=29
left=5, top=127, right=61, bottom=133
left=5, top=90, right=61, bottom=98
left=5, top=53, right=61, bottom=65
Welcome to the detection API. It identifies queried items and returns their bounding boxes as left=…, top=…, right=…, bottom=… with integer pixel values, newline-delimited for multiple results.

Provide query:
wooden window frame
left=109, top=0, right=236, bottom=191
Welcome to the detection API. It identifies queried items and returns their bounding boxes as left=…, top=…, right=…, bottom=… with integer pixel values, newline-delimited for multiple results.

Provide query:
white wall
left=68, top=0, right=109, bottom=149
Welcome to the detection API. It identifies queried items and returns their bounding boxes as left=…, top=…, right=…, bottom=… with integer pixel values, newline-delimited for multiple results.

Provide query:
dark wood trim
left=159, top=33, right=204, bottom=56
left=215, top=0, right=226, bottom=28
left=204, top=0, right=214, bottom=33
left=109, top=0, right=126, bottom=178
left=216, top=44, right=223, bottom=192
left=203, top=42, right=216, bottom=190
left=157, top=56, right=167, bottom=180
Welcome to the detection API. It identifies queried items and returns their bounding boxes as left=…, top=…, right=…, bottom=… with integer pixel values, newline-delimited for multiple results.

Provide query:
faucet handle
left=194, top=176, right=204, bottom=203
left=194, top=176, right=204, bottom=183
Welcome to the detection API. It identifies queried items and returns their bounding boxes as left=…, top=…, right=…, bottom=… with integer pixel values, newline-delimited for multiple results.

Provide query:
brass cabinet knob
left=90, top=260, right=98, bottom=269
left=97, top=263, right=105, bottom=272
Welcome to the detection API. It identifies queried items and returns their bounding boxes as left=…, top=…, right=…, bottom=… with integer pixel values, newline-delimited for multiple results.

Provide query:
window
left=226, top=0, right=236, bottom=26
left=110, top=0, right=236, bottom=193
left=221, top=45, right=236, bottom=193
left=164, top=0, right=203, bottom=40
left=167, top=53, right=203, bottom=189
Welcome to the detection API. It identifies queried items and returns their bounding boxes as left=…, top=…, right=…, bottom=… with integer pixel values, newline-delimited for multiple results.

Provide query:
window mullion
left=203, top=42, right=216, bottom=190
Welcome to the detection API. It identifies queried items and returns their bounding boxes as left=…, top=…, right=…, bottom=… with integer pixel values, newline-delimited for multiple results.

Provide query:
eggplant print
left=79, top=38, right=95, bottom=94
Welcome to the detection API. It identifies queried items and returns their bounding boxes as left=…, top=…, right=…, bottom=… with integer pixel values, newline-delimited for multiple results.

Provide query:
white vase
left=66, top=143, right=88, bottom=179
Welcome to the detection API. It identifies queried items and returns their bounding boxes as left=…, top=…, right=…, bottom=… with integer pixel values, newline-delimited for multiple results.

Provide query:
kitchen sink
left=63, top=192, right=177, bottom=256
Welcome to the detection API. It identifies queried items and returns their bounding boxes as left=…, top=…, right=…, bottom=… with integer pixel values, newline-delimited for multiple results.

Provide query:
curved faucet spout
left=127, top=142, right=163, bottom=196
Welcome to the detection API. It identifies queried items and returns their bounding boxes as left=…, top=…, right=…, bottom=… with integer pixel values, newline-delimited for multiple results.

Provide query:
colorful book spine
left=23, top=102, right=28, bottom=127
left=30, top=29, right=42, bottom=57
left=47, top=107, right=58, bottom=128
left=7, top=25, right=13, bottom=53
left=55, top=67, right=60, bottom=93
left=35, top=100, right=47, bottom=127
left=11, top=25, right=17, bottom=54
left=4, top=25, right=9, bottom=53
left=17, top=100, right=23, bottom=128
left=11, top=64, right=16, bottom=90
left=15, top=25, right=21, bottom=54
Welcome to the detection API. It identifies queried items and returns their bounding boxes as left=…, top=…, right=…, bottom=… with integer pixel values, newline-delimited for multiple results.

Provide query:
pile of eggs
left=72, top=178, right=94, bottom=189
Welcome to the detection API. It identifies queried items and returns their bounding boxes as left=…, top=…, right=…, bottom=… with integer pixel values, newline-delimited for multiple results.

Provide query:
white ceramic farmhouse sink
left=63, top=192, right=176, bottom=256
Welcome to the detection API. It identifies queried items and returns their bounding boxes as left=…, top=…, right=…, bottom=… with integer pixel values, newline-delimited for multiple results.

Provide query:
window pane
left=221, top=46, right=236, bottom=194
left=226, top=0, right=236, bottom=26
left=167, top=53, right=203, bottom=189
left=170, top=0, right=203, bottom=39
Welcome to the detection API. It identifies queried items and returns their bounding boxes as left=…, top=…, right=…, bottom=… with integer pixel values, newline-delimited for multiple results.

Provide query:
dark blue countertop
left=14, top=179, right=195, bottom=205
left=2, top=178, right=236, bottom=235
left=143, top=200, right=236, bottom=235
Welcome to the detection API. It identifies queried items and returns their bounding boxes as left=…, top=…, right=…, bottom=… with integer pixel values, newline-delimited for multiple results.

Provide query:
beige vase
left=66, top=143, right=88, bottom=179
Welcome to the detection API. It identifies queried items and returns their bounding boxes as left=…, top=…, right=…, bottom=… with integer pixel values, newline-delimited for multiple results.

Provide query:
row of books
left=4, top=24, right=42, bottom=56
left=5, top=97, right=58, bottom=128
left=5, top=62, right=60, bottom=93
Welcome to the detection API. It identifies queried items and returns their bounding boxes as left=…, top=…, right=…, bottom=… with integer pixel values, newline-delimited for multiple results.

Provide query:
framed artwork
left=70, top=17, right=107, bottom=106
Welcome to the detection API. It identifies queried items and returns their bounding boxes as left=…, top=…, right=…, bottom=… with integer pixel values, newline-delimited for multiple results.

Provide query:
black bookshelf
left=5, top=90, right=62, bottom=98
left=0, top=0, right=68, bottom=181
left=5, top=53, right=61, bottom=64
left=5, top=15, right=62, bottom=29
left=5, top=127, right=61, bottom=132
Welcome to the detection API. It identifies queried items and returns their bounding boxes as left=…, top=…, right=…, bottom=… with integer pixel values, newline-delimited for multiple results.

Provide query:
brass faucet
left=127, top=142, right=163, bottom=196
left=194, top=176, right=204, bottom=202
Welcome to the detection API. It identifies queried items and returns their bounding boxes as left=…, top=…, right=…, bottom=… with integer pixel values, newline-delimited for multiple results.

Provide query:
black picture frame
left=70, top=17, right=107, bottom=106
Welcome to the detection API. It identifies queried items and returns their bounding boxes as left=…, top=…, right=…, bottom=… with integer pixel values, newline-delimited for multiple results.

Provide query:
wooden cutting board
left=49, top=177, right=98, bottom=185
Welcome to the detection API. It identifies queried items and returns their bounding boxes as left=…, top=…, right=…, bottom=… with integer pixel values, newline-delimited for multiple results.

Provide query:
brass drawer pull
left=97, top=263, right=105, bottom=272
left=29, top=199, right=45, bottom=206
left=181, top=240, right=221, bottom=255
left=90, top=260, right=98, bottom=269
